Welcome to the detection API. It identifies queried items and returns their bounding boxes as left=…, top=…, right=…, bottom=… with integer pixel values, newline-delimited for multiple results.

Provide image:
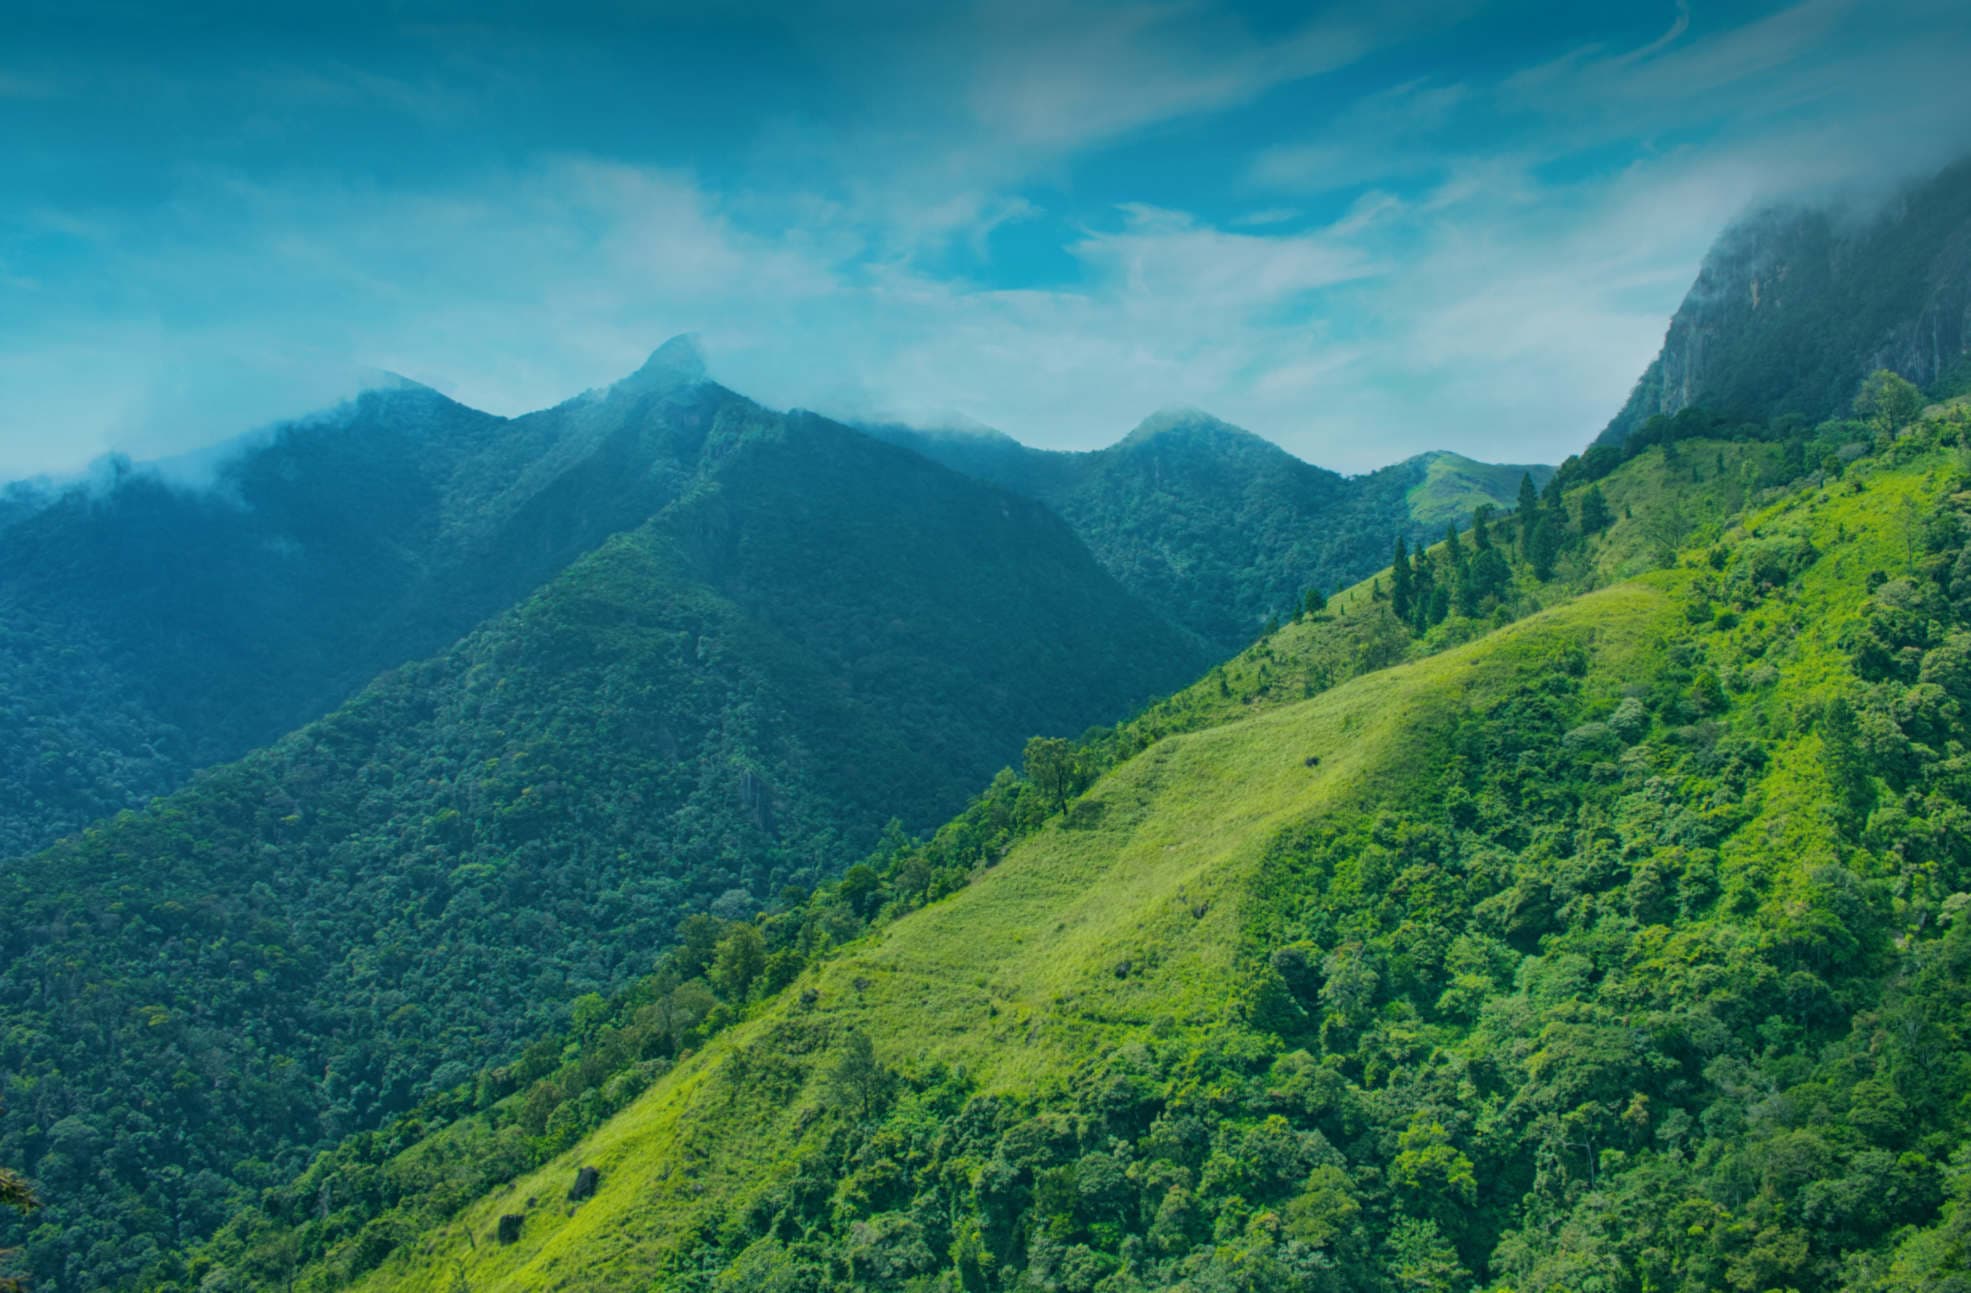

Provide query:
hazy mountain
left=0, top=342, right=729, bottom=859
left=1600, top=157, right=1971, bottom=444
left=867, top=411, right=1550, bottom=652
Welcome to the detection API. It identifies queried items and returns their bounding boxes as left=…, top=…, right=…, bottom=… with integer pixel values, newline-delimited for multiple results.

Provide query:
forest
left=123, top=377, right=1971, bottom=1291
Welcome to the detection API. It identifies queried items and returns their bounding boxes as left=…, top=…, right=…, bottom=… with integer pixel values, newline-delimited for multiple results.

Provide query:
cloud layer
left=3, top=0, right=1970, bottom=478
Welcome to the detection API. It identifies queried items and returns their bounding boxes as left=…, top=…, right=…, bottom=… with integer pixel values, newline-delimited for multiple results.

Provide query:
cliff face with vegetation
left=1601, top=159, right=1971, bottom=445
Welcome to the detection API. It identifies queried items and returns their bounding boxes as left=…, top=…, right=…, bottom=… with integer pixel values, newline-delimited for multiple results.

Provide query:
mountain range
left=0, top=340, right=1536, bottom=1285
left=5, top=154, right=1971, bottom=1292
left=0, top=342, right=1532, bottom=864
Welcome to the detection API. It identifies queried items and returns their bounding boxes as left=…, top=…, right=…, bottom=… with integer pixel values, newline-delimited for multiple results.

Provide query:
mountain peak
left=614, top=333, right=710, bottom=396
left=1116, top=406, right=1257, bottom=449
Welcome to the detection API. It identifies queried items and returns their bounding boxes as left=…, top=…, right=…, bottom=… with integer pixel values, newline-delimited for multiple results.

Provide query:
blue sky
left=3, top=0, right=1970, bottom=478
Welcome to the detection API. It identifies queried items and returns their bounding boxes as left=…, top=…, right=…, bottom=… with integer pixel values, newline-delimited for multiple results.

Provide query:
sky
left=3, top=0, right=1971, bottom=479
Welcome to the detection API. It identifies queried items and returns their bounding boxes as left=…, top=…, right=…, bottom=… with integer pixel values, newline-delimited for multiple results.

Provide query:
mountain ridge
left=0, top=384, right=1211, bottom=1289
left=864, top=414, right=1551, bottom=653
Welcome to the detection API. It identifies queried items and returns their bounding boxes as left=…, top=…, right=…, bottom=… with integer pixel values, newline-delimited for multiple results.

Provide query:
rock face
left=1599, top=158, right=1971, bottom=445
left=568, top=1166, right=600, bottom=1202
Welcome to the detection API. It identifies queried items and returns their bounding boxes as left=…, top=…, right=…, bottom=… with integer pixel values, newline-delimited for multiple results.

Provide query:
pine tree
left=1391, top=536, right=1413, bottom=624
left=1411, top=547, right=1437, bottom=632
left=1516, top=473, right=1540, bottom=554
left=1529, top=517, right=1562, bottom=581
left=1578, top=485, right=1612, bottom=534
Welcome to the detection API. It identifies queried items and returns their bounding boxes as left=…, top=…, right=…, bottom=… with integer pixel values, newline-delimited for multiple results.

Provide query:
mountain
left=0, top=340, right=748, bottom=860
left=1599, top=157, right=1971, bottom=445
left=172, top=392, right=1971, bottom=1292
left=6, top=337, right=1399, bottom=866
left=0, top=372, right=1209, bottom=1288
left=867, top=412, right=1550, bottom=653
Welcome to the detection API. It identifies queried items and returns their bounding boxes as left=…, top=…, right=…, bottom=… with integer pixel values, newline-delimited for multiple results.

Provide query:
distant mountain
left=1599, top=156, right=1971, bottom=444
left=0, top=370, right=1207, bottom=1289
left=868, top=412, right=1549, bottom=653
left=0, top=341, right=733, bottom=859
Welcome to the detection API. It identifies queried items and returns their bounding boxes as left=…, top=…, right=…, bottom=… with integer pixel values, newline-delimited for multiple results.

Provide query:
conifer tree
left=1391, top=536, right=1413, bottom=624
left=1578, top=484, right=1612, bottom=534
left=1516, top=473, right=1541, bottom=553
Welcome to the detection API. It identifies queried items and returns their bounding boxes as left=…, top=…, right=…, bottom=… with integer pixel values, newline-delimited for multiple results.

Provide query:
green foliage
left=211, top=407, right=1971, bottom=1293
left=1861, top=369, right=1927, bottom=434
left=0, top=1105, right=32, bottom=1293
left=1022, top=737, right=1080, bottom=815
left=0, top=376, right=747, bottom=862
left=0, top=402, right=1205, bottom=1289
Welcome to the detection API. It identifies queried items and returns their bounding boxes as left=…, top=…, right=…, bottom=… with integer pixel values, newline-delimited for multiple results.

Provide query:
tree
left=1516, top=472, right=1541, bottom=553
left=1388, top=1216, right=1468, bottom=1293
left=1, top=1112, right=37, bottom=1293
left=1391, top=536, right=1414, bottom=624
left=838, top=863, right=882, bottom=918
left=1578, top=484, right=1612, bottom=534
left=1302, top=587, right=1327, bottom=618
left=1023, top=736, right=1077, bottom=815
left=825, top=1031, right=890, bottom=1122
left=1820, top=697, right=1875, bottom=835
left=710, top=925, right=767, bottom=1001
left=1638, top=505, right=1689, bottom=568
left=1859, top=368, right=1925, bottom=434
left=1529, top=517, right=1563, bottom=581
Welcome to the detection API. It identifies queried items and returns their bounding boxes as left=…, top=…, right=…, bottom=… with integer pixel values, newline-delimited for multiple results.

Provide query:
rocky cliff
left=1600, top=157, right=1971, bottom=443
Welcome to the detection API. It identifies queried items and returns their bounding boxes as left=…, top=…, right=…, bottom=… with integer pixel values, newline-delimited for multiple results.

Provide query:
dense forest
left=140, top=375, right=1971, bottom=1290
left=8, top=158, right=1971, bottom=1292
left=0, top=398, right=1208, bottom=1289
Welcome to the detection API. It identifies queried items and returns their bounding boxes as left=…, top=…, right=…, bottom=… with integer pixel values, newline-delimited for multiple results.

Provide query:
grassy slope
left=1402, top=452, right=1555, bottom=532
left=1124, top=437, right=1789, bottom=740
left=344, top=578, right=1679, bottom=1291
left=211, top=422, right=1971, bottom=1292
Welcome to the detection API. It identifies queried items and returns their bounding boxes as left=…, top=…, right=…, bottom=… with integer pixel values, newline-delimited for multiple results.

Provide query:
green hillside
left=0, top=398, right=1206, bottom=1289
left=170, top=395, right=1971, bottom=1291
left=1401, top=452, right=1555, bottom=532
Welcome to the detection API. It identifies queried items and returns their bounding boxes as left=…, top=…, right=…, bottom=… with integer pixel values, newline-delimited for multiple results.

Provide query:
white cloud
left=959, top=1, right=1371, bottom=154
left=6, top=0, right=1971, bottom=482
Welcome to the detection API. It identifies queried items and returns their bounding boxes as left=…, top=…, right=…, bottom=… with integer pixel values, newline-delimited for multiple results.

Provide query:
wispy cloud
left=3, top=0, right=1970, bottom=479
